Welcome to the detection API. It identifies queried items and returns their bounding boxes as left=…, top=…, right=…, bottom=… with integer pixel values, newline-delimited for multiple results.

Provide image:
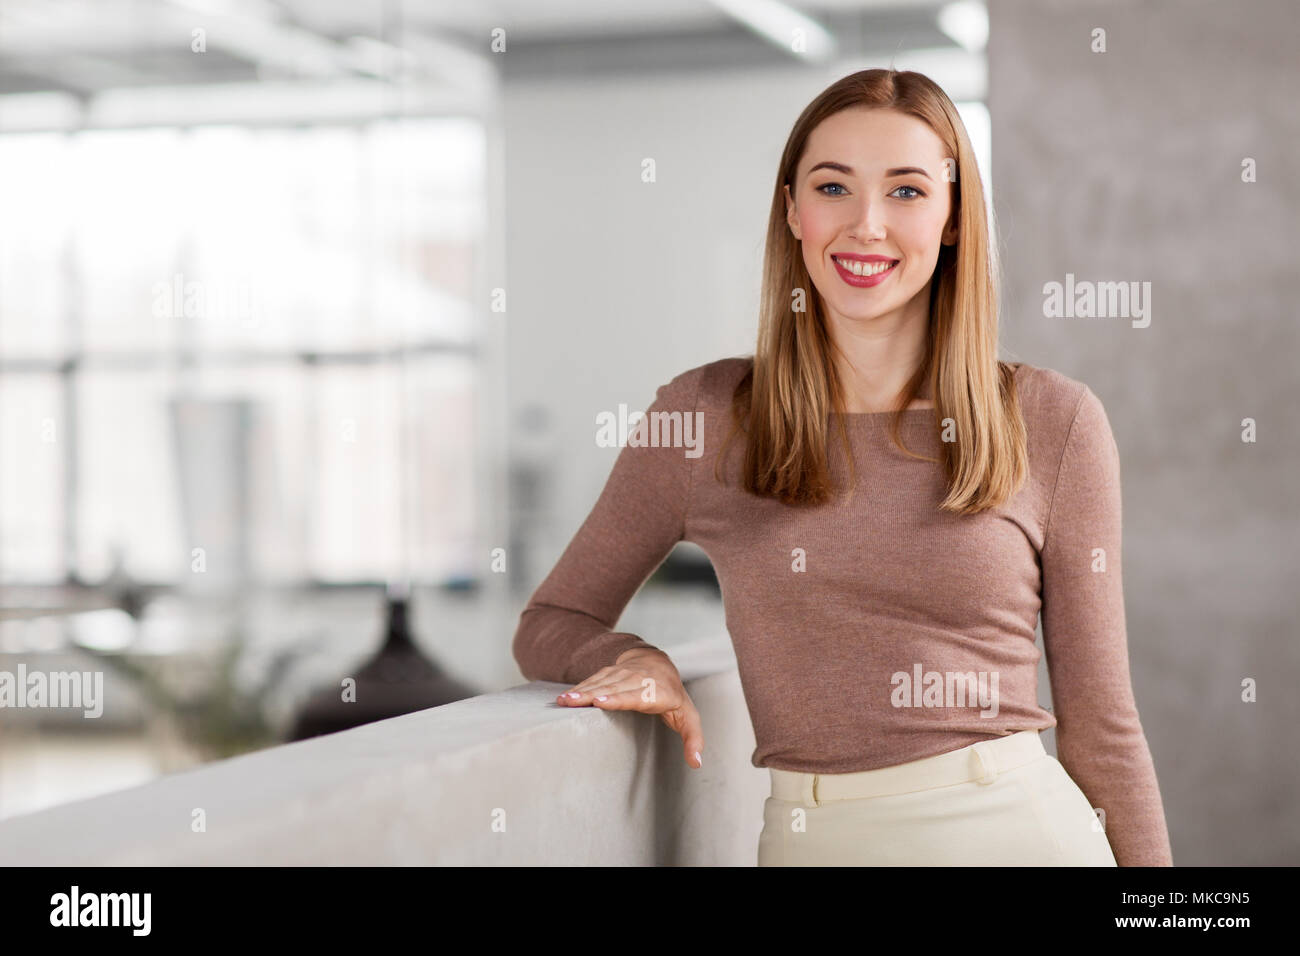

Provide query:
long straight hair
left=718, top=68, right=1027, bottom=515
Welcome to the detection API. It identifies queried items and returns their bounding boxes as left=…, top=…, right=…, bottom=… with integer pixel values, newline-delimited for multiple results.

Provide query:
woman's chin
left=831, top=303, right=898, bottom=324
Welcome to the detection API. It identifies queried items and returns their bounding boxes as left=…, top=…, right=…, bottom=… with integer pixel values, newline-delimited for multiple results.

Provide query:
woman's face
left=784, top=107, right=957, bottom=329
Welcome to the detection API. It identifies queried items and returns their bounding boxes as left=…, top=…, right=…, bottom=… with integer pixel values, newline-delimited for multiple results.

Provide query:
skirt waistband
left=769, top=731, right=1046, bottom=805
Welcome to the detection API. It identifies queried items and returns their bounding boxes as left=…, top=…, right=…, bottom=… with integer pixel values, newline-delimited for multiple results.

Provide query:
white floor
left=0, top=731, right=172, bottom=820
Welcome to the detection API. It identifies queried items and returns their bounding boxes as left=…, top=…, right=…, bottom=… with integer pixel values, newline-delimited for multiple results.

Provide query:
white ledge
left=0, top=636, right=767, bottom=865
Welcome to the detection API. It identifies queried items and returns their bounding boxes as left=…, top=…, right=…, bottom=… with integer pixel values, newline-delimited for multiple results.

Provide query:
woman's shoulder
left=1006, top=360, right=1116, bottom=460
left=1006, top=359, right=1095, bottom=423
left=655, top=355, right=753, bottom=411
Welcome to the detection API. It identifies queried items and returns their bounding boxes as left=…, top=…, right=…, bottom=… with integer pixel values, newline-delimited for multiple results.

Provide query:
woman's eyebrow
left=806, top=161, right=933, bottom=181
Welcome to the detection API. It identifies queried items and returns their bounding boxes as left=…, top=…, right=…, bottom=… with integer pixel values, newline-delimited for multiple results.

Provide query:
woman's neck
left=830, top=349, right=932, bottom=414
left=823, top=295, right=932, bottom=414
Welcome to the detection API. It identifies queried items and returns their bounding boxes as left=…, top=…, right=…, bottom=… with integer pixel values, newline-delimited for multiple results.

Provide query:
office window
left=0, top=118, right=484, bottom=586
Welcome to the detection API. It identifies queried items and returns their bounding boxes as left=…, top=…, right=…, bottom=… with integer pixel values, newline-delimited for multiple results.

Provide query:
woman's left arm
left=1039, top=385, right=1175, bottom=867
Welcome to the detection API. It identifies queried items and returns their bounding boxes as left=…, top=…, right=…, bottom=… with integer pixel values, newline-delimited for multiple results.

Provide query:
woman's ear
left=784, top=184, right=801, bottom=241
left=941, top=211, right=958, bottom=246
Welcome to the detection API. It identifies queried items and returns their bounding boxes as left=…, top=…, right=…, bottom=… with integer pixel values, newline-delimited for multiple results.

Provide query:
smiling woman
left=512, top=68, right=1174, bottom=869
left=758, top=100, right=973, bottom=496
left=796, top=147, right=949, bottom=302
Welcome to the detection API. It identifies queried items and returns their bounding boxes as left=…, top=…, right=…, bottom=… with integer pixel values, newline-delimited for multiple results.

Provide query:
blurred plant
left=76, top=627, right=322, bottom=762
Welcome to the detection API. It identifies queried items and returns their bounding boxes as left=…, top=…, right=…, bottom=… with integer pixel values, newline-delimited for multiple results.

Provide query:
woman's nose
left=848, top=198, right=886, bottom=240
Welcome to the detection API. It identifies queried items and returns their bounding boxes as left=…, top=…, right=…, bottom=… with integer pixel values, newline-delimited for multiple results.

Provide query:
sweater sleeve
left=511, top=365, right=704, bottom=686
left=1039, top=386, right=1174, bottom=866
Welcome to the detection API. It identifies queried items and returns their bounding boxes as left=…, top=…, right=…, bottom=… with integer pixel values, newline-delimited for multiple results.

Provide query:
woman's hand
left=556, top=647, right=704, bottom=769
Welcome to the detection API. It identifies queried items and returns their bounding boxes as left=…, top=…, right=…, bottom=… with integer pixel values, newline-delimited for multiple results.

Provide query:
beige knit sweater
left=513, top=356, right=1174, bottom=867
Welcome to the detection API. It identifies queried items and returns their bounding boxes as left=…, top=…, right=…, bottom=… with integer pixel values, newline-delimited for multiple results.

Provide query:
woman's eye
left=816, top=183, right=924, bottom=199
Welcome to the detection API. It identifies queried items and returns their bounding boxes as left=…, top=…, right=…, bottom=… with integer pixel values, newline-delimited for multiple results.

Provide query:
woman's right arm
left=511, top=364, right=706, bottom=686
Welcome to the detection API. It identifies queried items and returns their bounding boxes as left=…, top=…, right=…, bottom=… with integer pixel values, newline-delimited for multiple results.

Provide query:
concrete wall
left=0, top=637, right=770, bottom=865
left=988, top=0, right=1299, bottom=864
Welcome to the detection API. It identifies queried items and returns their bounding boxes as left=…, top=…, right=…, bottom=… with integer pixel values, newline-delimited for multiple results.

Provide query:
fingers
left=583, top=690, right=706, bottom=770
left=555, top=670, right=705, bottom=771
left=683, top=719, right=705, bottom=770
left=555, top=667, right=621, bottom=705
left=674, top=705, right=705, bottom=769
left=557, top=667, right=660, bottom=707
left=560, top=676, right=652, bottom=708
left=582, top=686, right=647, bottom=709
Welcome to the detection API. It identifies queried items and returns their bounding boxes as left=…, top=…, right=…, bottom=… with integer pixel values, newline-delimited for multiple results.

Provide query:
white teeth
left=835, top=256, right=896, bottom=276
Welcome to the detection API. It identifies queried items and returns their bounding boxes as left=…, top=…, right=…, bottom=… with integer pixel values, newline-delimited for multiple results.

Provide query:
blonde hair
left=718, top=68, right=1026, bottom=515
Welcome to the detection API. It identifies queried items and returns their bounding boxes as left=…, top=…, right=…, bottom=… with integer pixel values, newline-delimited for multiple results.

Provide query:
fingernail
left=595, top=695, right=608, bottom=701
left=565, top=692, right=580, bottom=698
left=694, top=751, right=702, bottom=767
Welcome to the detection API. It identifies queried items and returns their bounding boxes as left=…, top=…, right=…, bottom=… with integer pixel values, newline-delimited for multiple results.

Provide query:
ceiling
left=0, top=0, right=967, bottom=96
